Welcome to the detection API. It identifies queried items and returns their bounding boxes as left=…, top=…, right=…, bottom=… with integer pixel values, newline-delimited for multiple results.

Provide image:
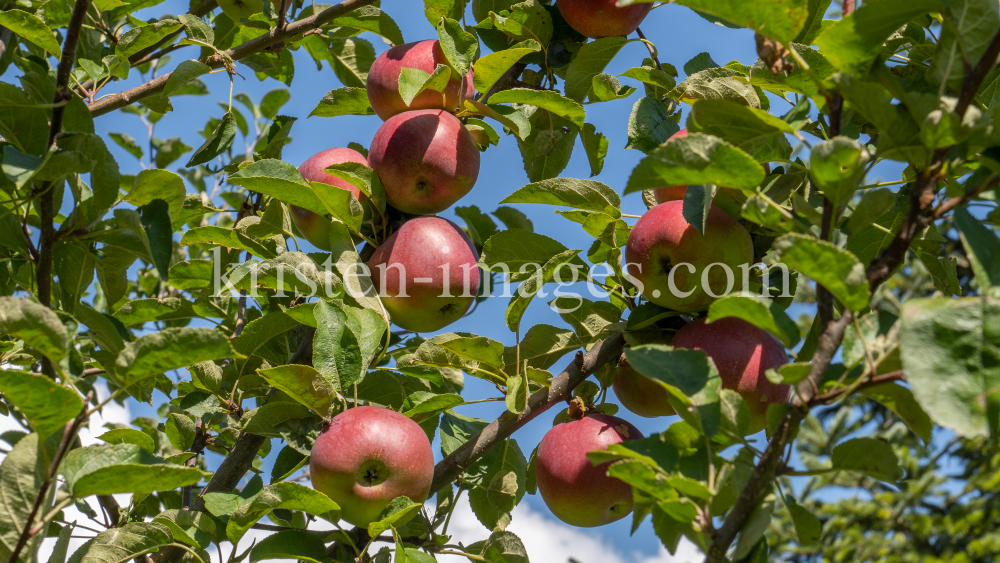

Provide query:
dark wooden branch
left=430, top=332, right=625, bottom=493
left=810, top=370, right=905, bottom=405
left=88, top=0, right=378, bottom=116
left=935, top=175, right=999, bottom=219
left=955, top=29, right=1000, bottom=117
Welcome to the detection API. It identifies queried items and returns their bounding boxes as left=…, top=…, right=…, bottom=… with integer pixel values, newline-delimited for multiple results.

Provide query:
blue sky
left=13, top=0, right=916, bottom=560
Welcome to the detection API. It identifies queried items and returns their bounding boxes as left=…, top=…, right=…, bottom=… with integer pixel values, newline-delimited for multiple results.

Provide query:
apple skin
left=625, top=200, right=753, bottom=313
left=290, top=148, right=368, bottom=251
left=555, top=0, right=652, bottom=38
left=536, top=414, right=644, bottom=527
left=368, top=216, right=481, bottom=333
left=672, top=317, right=791, bottom=433
left=367, top=109, right=480, bottom=215
left=309, top=406, right=435, bottom=528
left=367, top=40, right=476, bottom=121
left=613, top=353, right=677, bottom=418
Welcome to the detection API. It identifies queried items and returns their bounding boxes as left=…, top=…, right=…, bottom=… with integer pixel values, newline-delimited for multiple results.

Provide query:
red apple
left=367, top=109, right=480, bottom=215
left=367, top=40, right=476, bottom=121
left=672, top=317, right=791, bottom=432
left=291, top=147, right=367, bottom=251
left=310, top=406, right=435, bottom=527
left=536, top=414, right=643, bottom=527
left=653, top=129, right=689, bottom=203
left=613, top=352, right=677, bottom=418
left=625, top=200, right=753, bottom=313
left=367, top=216, right=481, bottom=332
left=555, top=0, right=652, bottom=38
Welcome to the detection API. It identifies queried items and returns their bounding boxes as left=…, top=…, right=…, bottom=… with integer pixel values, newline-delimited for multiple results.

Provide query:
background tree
left=0, top=0, right=997, bottom=562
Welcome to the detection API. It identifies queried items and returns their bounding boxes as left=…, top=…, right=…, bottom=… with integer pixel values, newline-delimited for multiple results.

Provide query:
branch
left=430, top=332, right=624, bottom=493
left=934, top=174, right=999, bottom=219
left=88, top=0, right=378, bottom=117
left=809, top=370, right=905, bottom=405
left=635, top=27, right=664, bottom=72
left=703, top=28, right=1000, bottom=563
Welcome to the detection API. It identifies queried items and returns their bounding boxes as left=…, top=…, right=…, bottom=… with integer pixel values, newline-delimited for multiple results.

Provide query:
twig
left=809, top=370, right=905, bottom=405
left=934, top=174, right=999, bottom=219
left=635, top=27, right=664, bottom=72
left=88, top=0, right=379, bottom=116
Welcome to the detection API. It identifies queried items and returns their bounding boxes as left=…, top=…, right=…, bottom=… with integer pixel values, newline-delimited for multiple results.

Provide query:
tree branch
left=809, top=370, right=905, bottom=405
left=430, top=332, right=624, bottom=493
left=88, top=0, right=378, bottom=117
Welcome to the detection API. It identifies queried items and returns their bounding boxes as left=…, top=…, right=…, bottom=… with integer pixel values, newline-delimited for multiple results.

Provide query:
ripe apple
left=367, top=216, right=481, bottom=332
left=613, top=351, right=677, bottom=418
left=367, top=40, right=476, bottom=121
left=555, top=0, right=652, bottom=38
left=625, top=200, right=753, bottom=312
left=672, top=317, right=791, bottom=433
left=536, top=413, right=643, bottom=527
left=367, top=109, right=480, bottom=216
left=290, top=147, right=368, bottom=251
left=310, top=406, right=435, bottom=528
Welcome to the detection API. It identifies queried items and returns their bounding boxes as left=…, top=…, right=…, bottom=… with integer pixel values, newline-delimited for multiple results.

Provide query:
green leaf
left=625, top=132, right=765, bottom=194
left=620, top=66, right=677, bottom=91
left=308, top=87, right=376, bottom=118
left=549, top=296, right=620, bottom=345
left=900, top=295, right=1000, bottom=439
left=625, top=345, right=723, bottom=437
left=424, top=0, right=466, bottom=25
left=502, top=324, right=582, bottom=374
left=249, top=530, right=328, bottom=563
left=108, top=132, right=144, bottom=160
left=516, top=108, right=577, bottom=182
left=707, top=294, right=800, bottom=347
left=580, top=123, right=609, bottom=177
left=329, top=5, right=404, bottom=46
left=482, top=530, right=529, bottom=563
left=681, top=184, right=717, bottom=235
left=366, top=496, right=421, bottom=537
left=228, top=159, right=326, bottom=215
left=814, top=0, right=942, bottom=72
left=473, top=39, right=541, bottom=94
left=438, top=335, right=506, bottom=370
left=788, top=502, right=823, bottom=546
left=178, top=13, right=213, bottom=45
left=139, top=199, right=173, bottom=280
left=481, top=229, right=585, bottom=281
left=831, top=437, right=902, bottom=481
left=673, top=68, right=761, bottom=108
left=775, top=233, right=870, bottom=312
left=115, top=327, right=236, bottom=385
left=165, top=413, right=196, bottom=451
left=626, top=97, right=679, bottom=153
left=0, top=10, right=61, bottom=57
left=732, top=498, right=775, bottom=560
left=488, top=89, right=585, bottom=129
left=675, top=0, right=810, bottom=44
left=931, top=0, right=1000, bottom=87
left=501, top=178, right=619, bottom=211
left=0, top=296, right=69, bottom=363
left=0, top=433, right=52, bottom=562
left=60, top=443, right=206, bottom=496
left=687, top=98, right=795, bottom=158
left=954, top=207, right=1000, bottom=288
left=464, top=99, right=531, bottom=140
left=504, top=248, right=584, bottom=331
left=66, top=523, right=176, bottom=563
left=591, top=73, right=636, bottom=101
left=0, top=371, right=81, bottom=439
left=468, top=439, right=527, bottom=531
left=227, top=481, right=340, bottom=543
left=116, top=19, right=183, bottom=61
left=163, top=60, right=211, bottom=97
left=487, top=0, right=552, bottom=45
left=565, top=37, right=629, bottom=102
left=846, top=188, right=896, bottom=235
left=186, top=112, right=237, bottom=166
left=312, top=300, right=364, bottom=391
left=398, top=64, right=453, bottom=107
left=53, top=241, right=96, bottom=315
left=402, top=391, right=466, bottom=421
left=860, top=382, right=933, bottom=444
left=437, top=17, right=478, bottom=77
left=98, top=428, right=155, bottom=452
left=257, top=364, right=338, bottom=418
left=809, top=137, right=870, bottom=206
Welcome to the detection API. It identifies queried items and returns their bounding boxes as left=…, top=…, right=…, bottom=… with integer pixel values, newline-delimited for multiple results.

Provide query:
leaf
left=98, top=428, right=155, bottom=452
left=809, top=137, right=870, bottom=206
left=398, top=64, right=453, bottom=107
left=502, top=324, right=582, bottom=374
left=66, top=523, right=175, bottom=563
left=481, top=229, right=585, bottom=281
left=709, top=292, right=799, bottom=346
left=257, top=364, right=338, bottom=418
left=482, top=530, right=529, bottom=563
left=312, top=300, right=364, bottom=391
left=0, top=296, right=69, bottom=363
left=687, top=99, right=795, bottom=156
left=549, top=296, right=620, bottom=344
left=438, top=335, right=506, bottom=370
left=468, top=439, right=527, bottom=531
left=580, top=123, right=609, bottom=177
left=165, top=413, right=196, bottom=451
left=464, top=99, right=531, bottom=140
left=900, top=295, right=1000, bottom=439
left=732, top=498, right=775, bottom=560
left=624, top=132, right=765, bottom=194
left=473, top=39, right=541, bottom=94
left=108, top=132, right=143, bottom=160
left=565, top=37, right=629, bottom=102
left=227, top=481, right=340, bottom=543
left=437, top=17, right=477, bottom=77
left=0, top=371, right=81, bottom=439
left=139, top=199, right=173, bottom=280
left=402, top=391, right=466, bottom=421
left=516, top=108, right=576, bottom=182
left=625, top=345, right=723, bottom=437
left=227, top=159, right=326, bottom=215
left=505, top=249, right=583, bottom=331
left=775, top=234, right=870, bottom=312
left=0, top=10, right=61, bottom=57
left=424, top=0, right=466, bottom=24
left=116, top=19, right=183, bottom=61
left=249, top=530, right=328, bottom=563
left=831, top=437, right=902, bottom=481
left=60, top=443, right=206, bottom=496
left=53, top=241, right=96, bottom=314
left=681, top=184, right=717, bottom=235
left=308, top=87, right=376, bottom=118
left=162, top=60, right=211, bottom=97
left=860, top=382, right=933, bottom=444
left=0, top=433, right=51, bottom=563
left=329, top=5, right=404, bottom=46
left=501, top=178, right=619, bottom=211
left=626, top=97, right=679, bottom=153
left=366, top=496, right=422, bottom=537
left=489, top=89, right=585, bottom=129
left=675, top=0, right=809, bottom=44
left=673, top=68, right=761, bottom=108
left=931, top=0, right=1000, bottom=87
left=115, top=327, right=236, bottom=385
left=814, top=0, right=942, bottom=72
left=186, top=112, right=237, bottom=166
left=788, top=502, right=823, bottom=546
left=954, top=207, right=1000, bottom=288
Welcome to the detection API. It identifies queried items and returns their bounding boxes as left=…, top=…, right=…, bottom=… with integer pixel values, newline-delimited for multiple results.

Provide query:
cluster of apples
left=292, top=39, right=483, bottom=334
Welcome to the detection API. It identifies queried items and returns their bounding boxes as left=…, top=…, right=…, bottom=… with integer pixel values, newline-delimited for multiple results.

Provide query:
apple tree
left=0, top=0, right=998, bottom=562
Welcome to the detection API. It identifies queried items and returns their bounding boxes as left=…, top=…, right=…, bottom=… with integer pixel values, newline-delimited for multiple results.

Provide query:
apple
left=672, top=317, right=791, bottom=433
left=290, top=147, right=367, bottom=251
left=625, top=200, right=753, bottom=312
left=367, top=216, right=481, bottom=332
left=555, top=0, right=652, bottom=38
left=367, top=40, right=476, bottom=121
left=310, top=406, right=435, bottom=528
left=613, top=351, right=677, bottom=418
left=536, top=413, right=643, bottom=527
left=367, top=109, right=480, bottom=216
